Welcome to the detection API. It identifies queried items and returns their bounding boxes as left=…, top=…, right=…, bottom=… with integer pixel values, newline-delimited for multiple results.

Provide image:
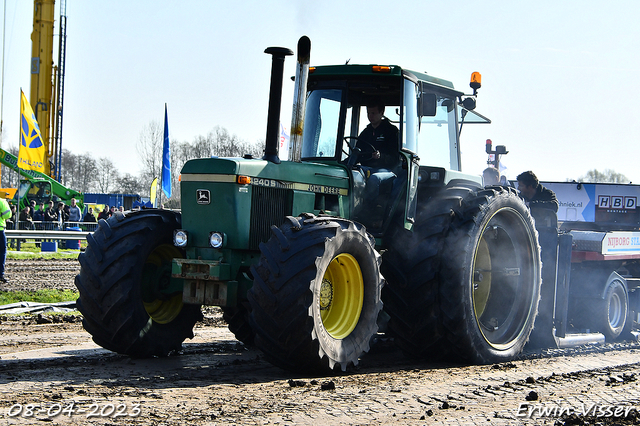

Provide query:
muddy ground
left=1, top=257, right=640, bottom=425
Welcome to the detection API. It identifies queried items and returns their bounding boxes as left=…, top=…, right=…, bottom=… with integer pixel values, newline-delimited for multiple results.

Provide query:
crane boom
left=30, top=0, right=55, bottom=177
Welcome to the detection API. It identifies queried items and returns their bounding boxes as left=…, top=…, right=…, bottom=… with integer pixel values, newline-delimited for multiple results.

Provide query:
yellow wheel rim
left=473, top=237, right=492, bottom=318
left=143, top=294, right=183, bottom=324
left=320, top=253, right=364, bottom=339
left=142, top=244, right=184, bottom=324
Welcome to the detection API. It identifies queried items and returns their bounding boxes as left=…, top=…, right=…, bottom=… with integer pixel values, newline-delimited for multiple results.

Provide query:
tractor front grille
left=249, top=186, right=292, bottom=250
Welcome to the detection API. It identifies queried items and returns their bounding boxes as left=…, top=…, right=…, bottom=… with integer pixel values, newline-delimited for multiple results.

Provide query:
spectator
left=57, top=202, right=69, bottom=228
left=44, top=200, right=57, bottom=228
left=83, top=207, right=97, bottom=223
left=118, top=206, right=124, bottom=213
left=29, top=200, right=36, bottom=218
left=68, top=198, right=82, bottom=223
left=7, top=205, right=17, bottom=230
left=19, top=206, right=33, bottom=230
left=483, top=167, right=501, bottom=186
left=33, top=202, right=45, bottom=228
left=97, top=205, right=110, bottom=221
left=110, top=206, right=117, bottom=216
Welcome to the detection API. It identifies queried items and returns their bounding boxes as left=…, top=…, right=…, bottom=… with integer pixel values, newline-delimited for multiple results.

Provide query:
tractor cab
left=12, top=179, right=52, bottom=210
left=299, top=65, right=490, bottom=233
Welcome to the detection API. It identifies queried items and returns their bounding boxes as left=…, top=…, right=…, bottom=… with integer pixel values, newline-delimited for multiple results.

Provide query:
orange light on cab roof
left=470, top=72, right=481, bottom=87
left=372, top=66, right=391, bottom=73
left=237, top=175, right=251, bottom=185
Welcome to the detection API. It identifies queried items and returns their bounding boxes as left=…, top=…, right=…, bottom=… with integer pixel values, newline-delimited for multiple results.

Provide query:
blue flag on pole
left=162, top=104, right=171, bottom=198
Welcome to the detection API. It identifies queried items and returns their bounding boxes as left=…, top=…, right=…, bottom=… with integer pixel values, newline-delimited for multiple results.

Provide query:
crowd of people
left=6, top=198, right=121, bottom=230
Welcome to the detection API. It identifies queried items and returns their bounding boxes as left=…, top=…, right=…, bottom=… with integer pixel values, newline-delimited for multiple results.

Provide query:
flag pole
left=16, top=88, right=21, bottom=219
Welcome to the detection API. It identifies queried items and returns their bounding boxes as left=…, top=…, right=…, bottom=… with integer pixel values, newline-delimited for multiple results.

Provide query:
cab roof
left=309, top=64, right=462, bottom=96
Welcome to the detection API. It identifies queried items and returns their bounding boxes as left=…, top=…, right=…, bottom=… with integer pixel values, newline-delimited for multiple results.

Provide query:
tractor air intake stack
left=262, top=46, right=294, bottom=164
left=289, top=36, right=311, bottom=162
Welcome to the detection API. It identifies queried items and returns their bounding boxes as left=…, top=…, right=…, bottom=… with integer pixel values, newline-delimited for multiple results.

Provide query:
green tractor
left=75, top=37, right=542, bottom=373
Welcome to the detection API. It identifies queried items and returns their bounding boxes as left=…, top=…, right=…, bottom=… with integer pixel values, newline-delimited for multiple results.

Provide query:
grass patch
left=6, top=240, right=81, bottom=259
left=0, top=289, right=79, bottom=305
left=7, top=250, right=80, bottom=260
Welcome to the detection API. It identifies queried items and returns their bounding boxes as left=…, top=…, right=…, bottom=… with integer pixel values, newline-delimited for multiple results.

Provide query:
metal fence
left=4, top=221, right=99, bottom=251
left=5, top=220, right=99, bottom=232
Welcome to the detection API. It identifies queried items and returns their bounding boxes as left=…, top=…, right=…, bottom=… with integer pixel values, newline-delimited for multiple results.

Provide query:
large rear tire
left=248, top=214, right=384, bottom=373
left=381, top=186, right=474, bottom=359
left=439, top=187, right=542, bottom=363
left=75, top=210, right=202, bottom=357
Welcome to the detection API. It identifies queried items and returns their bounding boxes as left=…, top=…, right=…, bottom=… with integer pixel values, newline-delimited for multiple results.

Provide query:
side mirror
left=418, top=93, right=437, bottom=117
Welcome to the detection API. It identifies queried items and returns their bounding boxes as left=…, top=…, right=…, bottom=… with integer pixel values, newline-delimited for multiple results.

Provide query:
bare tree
left=116, top=173, right=145, bottom=195
left=136, top=120, right=163, bottom=186
left=96, top=157, right=119, bottom=193
left=578, top=169, right=630, bottom=184
left=0, top=144, right=20, bottom=188
left=75, top=153, right=99, bottom=192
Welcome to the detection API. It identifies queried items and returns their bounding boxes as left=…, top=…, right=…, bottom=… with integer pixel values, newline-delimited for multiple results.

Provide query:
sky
left=0, top=0, right=639, bottom=185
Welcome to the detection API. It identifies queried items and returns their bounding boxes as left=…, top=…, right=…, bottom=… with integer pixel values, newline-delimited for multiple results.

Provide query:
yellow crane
left=29, top=0, right=66, bottom=180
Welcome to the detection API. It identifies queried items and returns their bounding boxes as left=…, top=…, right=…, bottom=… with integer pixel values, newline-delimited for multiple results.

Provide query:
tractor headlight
left=209, top=232, right=225, bottom=248
left=174, top=230, right=188, bottom=247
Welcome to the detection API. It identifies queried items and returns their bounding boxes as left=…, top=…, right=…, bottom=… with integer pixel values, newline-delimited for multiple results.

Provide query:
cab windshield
left=299, top=76, right=481, bottom=172
left=301, top=79, right=402, bottom=162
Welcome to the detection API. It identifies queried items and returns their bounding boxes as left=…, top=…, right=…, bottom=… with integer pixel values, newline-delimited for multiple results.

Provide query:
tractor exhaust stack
left=262, top=46, right=293, bottom=164
left=289, top=36, right=311, bottom=162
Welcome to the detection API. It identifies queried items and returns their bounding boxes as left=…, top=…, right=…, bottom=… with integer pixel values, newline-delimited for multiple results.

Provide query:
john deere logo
left=196, top=189, right=210, bottom=205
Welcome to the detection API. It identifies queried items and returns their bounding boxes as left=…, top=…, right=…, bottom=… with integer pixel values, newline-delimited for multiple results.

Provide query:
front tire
left=75, top=210, right=202, bottom=357
left=248, top=214, right=384, bottom=373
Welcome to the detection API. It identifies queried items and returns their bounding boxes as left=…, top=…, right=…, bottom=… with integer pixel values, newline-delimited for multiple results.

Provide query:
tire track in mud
left=2, top=257, right=79, bottom=292
left=2, top=257, right=640, bottom=424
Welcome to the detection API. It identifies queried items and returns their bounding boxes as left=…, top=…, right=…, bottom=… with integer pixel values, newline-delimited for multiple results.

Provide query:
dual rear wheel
left=383, top=186, right=542, bottom=363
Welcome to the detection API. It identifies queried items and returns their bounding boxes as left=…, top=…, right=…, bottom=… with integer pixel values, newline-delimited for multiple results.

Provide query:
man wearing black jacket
left=517, top=170, right=559, bottom=348
left=517, top=170, right=559, bottom=227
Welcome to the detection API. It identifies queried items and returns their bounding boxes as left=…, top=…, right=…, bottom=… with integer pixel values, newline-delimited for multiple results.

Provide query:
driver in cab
left=357, top=102, right=399, bottom=170
left=355, top=102, right=399, bottom=201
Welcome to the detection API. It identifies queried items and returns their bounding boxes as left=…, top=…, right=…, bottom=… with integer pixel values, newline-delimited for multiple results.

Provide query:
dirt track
left=2, top=257, right=640, bottom=425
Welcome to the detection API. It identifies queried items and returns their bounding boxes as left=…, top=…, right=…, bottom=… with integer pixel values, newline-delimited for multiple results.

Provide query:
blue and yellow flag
left=18, top=90, right=45, bottom=172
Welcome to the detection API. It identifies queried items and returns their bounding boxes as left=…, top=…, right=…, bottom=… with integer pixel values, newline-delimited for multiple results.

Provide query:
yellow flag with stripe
left=18, top=90, right=46, bottom=172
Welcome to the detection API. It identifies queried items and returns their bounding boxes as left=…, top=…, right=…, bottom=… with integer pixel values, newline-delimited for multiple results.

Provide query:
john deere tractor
left=76, top=37, right=542, bottom=373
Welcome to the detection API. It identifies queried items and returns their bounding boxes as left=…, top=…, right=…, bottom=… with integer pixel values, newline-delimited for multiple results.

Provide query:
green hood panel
left=180, top=157, right=351, bottom=252
left=181, top=158, right=350, bottom=189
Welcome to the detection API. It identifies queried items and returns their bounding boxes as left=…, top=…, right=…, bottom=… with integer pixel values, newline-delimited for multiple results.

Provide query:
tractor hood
left=179, top=157, right=351, bottom=252
left=181, top=157, right=350, bottom=192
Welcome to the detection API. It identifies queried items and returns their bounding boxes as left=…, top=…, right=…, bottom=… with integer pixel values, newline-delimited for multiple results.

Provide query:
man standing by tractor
left=517, top=170, right=559, bottom=226
left=517, top=170, right=559, bottom=348
left=0, top=197, right=12, bottom=283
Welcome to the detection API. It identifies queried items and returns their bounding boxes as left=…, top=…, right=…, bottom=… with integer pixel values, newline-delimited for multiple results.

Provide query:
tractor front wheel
left=248, top=214, right=384, bottom=373
left=75, top=210, right=202, bottom=357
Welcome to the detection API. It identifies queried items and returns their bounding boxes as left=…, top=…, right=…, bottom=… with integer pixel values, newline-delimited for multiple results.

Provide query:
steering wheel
left=343, top=137, right=364, bottom=168
left=343, top=136, right=380, bottom=167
